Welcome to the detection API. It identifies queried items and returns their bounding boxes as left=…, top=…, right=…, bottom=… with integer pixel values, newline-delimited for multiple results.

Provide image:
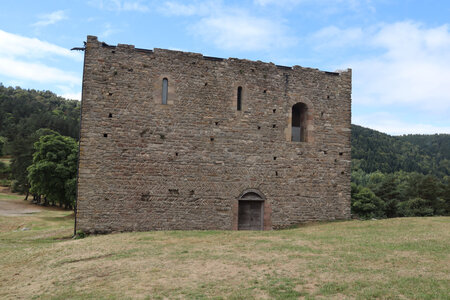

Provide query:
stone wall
left=76, top=35, right=352, bottom=233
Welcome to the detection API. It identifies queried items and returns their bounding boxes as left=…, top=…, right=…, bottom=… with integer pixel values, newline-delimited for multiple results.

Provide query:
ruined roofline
left=87, top=35, right=351, bottom=76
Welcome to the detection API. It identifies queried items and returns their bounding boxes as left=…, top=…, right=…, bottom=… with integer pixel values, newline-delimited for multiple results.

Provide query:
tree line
left=351, top=125, right=449, bottom=218
left=0, top=84, right=79, bottom=209
left=0, top=85, right=449, bottom=216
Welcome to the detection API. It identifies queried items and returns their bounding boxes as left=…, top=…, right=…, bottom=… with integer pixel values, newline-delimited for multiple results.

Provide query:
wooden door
left=238, top=200, right=263, bottom=230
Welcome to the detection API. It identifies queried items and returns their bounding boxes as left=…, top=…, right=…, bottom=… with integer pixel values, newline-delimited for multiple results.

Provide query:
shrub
left=351, top=183, right=386, bottom=219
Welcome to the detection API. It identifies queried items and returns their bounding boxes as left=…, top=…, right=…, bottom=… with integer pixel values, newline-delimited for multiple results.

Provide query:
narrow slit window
left=162, top=78, right=168, bottom=105
left=292, top=102, right=308, bottom=142
left=237, top=86, right=242, bottom=111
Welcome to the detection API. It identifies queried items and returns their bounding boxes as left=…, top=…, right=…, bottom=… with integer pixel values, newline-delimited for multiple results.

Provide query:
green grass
left=0, top=193, right=23, bottom=200
left=0, top=191, right=449, bottom=299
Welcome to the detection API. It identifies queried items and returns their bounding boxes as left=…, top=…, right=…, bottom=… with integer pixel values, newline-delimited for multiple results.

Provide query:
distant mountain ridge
left=351, top=124, right=449, bottom=178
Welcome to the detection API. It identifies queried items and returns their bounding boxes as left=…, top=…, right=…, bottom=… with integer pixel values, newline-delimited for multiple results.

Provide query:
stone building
left=75, top=36, right=352, bottom=233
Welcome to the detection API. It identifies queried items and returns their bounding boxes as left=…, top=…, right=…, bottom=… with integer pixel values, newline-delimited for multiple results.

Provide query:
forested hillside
left=0, top=85, right=448, bottom=216
left=352, top=124, right=449, bottom=177
left=0, top=85, right=79, bottom=208
left=351, top=125, right=449, bottom=218
left=0, top=85, right=79, bottom=143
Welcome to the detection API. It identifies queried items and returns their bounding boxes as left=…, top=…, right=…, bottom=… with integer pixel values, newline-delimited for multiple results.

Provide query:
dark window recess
left=263, top=89, right=267, bottom=93
left=204, top=82, right=208, bottom=86
left=273, top=156, right=277, bottom=160
left=291, top=102, right=308, bottom=142
left=215, top=121, right=219, bottom=126
left=175, top=152, right=178, bottom=156
left=108, top=113, right=113, bottom=118
left=108, top=92, right=113, bottom=96
left=257, top=126, right=261, bottom=130
left=210, top=137, right=214, bottom=142
left=103, top=133, right=108, bottom=137
left=275, top=171, right=278, bottom=176
left=327, top=95, right=330, bottom=99
left=273, top=109, right=276, bottom=113
left=162, top=78, right=168, bottom=105
left=237, top=86, right=242, bottom=111
left=339, top=152, right=343, bottom=156
left=272, top=124, right=276, bottom=128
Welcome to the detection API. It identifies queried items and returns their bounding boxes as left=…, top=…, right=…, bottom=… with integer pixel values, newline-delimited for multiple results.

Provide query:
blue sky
left=0, top=0, right=449, bottom=135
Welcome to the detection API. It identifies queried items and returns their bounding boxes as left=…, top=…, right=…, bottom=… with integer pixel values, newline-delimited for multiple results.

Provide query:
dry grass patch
left=0, top=192, right=449, bottom=299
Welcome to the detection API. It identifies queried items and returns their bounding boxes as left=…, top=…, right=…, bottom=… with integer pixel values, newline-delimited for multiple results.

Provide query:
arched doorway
left=238, top=191, right=264, bottom=230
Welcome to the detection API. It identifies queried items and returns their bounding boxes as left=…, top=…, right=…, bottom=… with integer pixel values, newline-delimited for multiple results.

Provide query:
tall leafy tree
left=27, top=133, right=78, bottom=209
left=351, top=183, right=386, bottom=219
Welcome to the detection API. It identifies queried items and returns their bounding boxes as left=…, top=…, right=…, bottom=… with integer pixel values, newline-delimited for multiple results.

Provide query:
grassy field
left=0, top=192, right=449, bottom=299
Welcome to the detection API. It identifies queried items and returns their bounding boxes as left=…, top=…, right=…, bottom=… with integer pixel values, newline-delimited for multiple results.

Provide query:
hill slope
left=351, top=124, right=449, bottom=177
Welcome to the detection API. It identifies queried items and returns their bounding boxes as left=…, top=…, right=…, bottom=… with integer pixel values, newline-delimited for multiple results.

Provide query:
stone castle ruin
left=75, top=36, right=352, bottom=232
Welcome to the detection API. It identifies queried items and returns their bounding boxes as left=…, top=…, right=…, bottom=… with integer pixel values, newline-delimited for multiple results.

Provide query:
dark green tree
left=27, top=133, right=78, bottom=209
left=0, top=136, right=6, bottom=156
left=351, top=183, right=386, bottom=219
left=398, top=197, right=434, bottom=217
left=442, top=177, right=450, bottom=215
left=373, top=174, right=404, bottom=218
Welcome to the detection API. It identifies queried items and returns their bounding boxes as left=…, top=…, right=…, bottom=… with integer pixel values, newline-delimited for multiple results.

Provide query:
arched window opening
left=162, top=78, right=168, bottom=105
left=292, top=102, right=308, bottom=142
left=237, top=86, right=242, bottom=111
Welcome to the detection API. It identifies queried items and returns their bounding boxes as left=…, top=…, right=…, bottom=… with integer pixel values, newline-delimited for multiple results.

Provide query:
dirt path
left=0, top=200, right=41, bottom=216
left=0, top=187, right=41, bottom=216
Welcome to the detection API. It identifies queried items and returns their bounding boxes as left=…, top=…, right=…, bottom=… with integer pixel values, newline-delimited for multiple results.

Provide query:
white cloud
left=347, top=22, right=450, bottom=114
left=159, top=1, right=219, bottom=16
left=353, top=113, right=450, bottom=135
left=32, top=10, right=67, bottom=27
left=254, top=0, right=374, bottom=11
left=100, top=23, right=122, bottom=38
left=0, top=57, right=79, bottom=85
left=89, top=0, right=149, bottom=12
left=0, top=30, right=81, bottom=87
left=192, top=14, right=297, bottom=51
left=161, top=1, right=297, bottom=51
left=254, top=0, right=303, bottom=6
left=0, top=29, right=81, bottom=60
left=61, top=92, right=82, bottom=101
left=160, top=2, right=200, bottom=16
left=310, top=21, right=450, bottom=133
left=56, top=85, right=82, bottom=101
left=310, top=26, right=364, bottom=49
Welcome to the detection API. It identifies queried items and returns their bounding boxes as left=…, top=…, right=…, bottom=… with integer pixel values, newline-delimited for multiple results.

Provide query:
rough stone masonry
left=75, top=35, right=352, bottom=233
